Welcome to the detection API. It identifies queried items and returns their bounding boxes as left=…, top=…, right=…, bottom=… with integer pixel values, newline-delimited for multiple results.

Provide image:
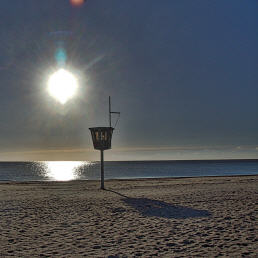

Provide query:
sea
left=0, top=159, right=257, bottom=181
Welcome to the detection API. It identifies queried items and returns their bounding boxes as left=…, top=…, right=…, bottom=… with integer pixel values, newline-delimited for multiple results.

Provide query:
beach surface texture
left=0, top=176, right=257, bottom=257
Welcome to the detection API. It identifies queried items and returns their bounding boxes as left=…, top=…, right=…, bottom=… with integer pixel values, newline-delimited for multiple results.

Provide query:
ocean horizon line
left=0, top=158, right=257, bottom=163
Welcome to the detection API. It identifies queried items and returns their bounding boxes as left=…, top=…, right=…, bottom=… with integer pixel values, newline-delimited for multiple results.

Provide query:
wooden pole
left=100, top=150, right=104, bottom=189
left=109, top=96, right=111, bottom=128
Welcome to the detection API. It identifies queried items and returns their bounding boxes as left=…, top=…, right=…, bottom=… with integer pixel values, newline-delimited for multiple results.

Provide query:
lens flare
left=47, top=69, right=78, bottom=104
left=70, top=0, right=85, bottom=7
left=55, top=47, right=67, bottom=66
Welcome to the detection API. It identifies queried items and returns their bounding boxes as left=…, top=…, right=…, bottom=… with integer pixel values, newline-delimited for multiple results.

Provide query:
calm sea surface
left=0, top=160, right=257, bottom=181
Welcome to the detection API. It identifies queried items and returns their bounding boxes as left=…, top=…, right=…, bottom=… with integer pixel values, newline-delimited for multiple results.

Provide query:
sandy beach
left=0, top=176, right=257, bottom=257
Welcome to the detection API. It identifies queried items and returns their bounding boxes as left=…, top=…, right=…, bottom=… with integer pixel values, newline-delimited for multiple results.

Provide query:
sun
left=47, top=69, right=78, bottom=104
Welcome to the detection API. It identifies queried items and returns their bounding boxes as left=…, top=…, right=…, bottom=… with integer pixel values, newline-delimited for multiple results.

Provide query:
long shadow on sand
left=106, top=189, right=211, bottom=219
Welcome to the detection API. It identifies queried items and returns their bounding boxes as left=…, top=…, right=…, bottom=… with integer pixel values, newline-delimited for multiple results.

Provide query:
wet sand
left=0, top=176, right=257, bottom=257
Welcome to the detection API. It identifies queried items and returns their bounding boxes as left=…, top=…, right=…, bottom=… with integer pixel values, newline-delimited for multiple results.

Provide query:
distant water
left=0, top=160, right=257, bottom=181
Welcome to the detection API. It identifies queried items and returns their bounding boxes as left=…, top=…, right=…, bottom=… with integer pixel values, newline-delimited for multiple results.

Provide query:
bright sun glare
left=47, top=69, right=78, bottom=104
left=46, top=161, right=84, bottom=181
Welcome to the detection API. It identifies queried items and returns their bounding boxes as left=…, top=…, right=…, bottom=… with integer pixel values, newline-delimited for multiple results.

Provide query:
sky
left=0, top=0, right=257, bottom=161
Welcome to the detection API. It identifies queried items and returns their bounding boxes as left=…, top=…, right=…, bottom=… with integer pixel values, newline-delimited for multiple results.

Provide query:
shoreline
left=0, top=175, right=257, bottom=257
left=1, top=173, right=257, bottom=184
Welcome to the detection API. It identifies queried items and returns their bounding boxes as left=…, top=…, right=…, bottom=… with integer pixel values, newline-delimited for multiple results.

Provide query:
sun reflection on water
left=45, top=161, right=86, bottom=181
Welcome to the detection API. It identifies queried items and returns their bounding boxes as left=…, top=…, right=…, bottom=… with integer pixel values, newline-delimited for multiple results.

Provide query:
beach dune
left=0, top=176, right=257, bottom=257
